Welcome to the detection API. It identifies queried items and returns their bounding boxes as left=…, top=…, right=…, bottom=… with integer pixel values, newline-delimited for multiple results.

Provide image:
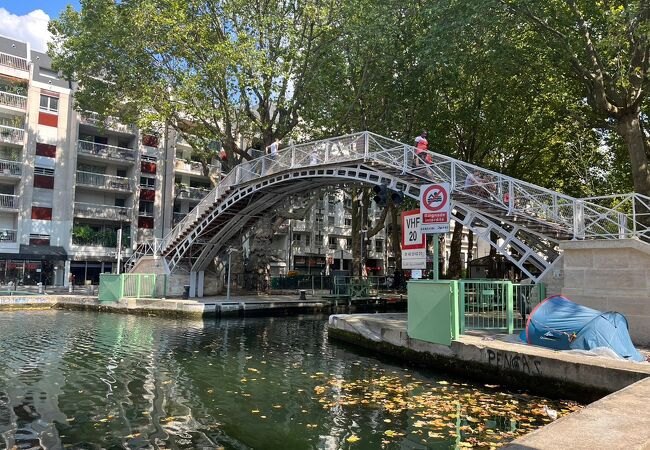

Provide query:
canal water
left=0, top=311, right=579, bottom=449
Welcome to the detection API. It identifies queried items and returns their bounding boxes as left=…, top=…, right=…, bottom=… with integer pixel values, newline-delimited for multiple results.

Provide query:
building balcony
left=77, top=139, right=136, bottom=164
left=174, top=158, right=208, bottom=176
left=76, top=171, right=132, bottom=192
left=0, top=90, right=27, bottom=111
left=0, top=194, right=19, bottom=211
left=176, top=186, right=210, bottom=201
left=0, top=159, right=21, bottom=180
left=0, top=124, right=24, bottom=146
left=0, top=229, right=17, bottom=243
left=74, top=202, right=131, bottom=222
left=0, top=52, right=29, bottom=73
left=79, top=111, right=136, bottom=134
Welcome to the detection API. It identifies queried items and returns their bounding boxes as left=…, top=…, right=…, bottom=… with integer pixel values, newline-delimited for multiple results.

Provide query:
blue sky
left=1, top=0, right=79, bottom=19
left=0, top=1, right=79, bottom=52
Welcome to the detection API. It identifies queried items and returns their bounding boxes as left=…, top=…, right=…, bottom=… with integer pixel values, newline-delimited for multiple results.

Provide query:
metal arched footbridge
left=125, top=132, right=650, bottom=283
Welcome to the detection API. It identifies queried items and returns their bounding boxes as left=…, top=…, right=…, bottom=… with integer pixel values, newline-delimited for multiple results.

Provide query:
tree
left=499, top=0, right=650, bottom=195
left=49, top=0, right=344, bottom=172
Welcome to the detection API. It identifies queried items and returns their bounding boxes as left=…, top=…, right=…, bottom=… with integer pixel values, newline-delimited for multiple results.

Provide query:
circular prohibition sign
left=421, top=184, right=448, bottom=212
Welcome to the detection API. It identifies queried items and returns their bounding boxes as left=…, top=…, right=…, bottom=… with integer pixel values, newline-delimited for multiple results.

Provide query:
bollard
left=69, top=283, right=73, bottom=293
left=37, top=282, right=43, bottom=294
left=299, top=289, right=307, bottom=300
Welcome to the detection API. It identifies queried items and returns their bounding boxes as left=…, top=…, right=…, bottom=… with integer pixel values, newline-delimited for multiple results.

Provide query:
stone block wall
left=552, top=239, right=650, bottom=346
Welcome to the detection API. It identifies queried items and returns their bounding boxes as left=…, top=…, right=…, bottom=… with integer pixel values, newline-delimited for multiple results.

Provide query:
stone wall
left=553, top=239, right=650, bottom=346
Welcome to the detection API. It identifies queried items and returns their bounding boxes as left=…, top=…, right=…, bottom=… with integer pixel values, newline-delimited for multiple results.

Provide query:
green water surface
left=0, top=311, right=577, bottom=449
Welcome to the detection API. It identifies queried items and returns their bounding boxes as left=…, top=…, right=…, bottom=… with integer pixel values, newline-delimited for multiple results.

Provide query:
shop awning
left=0, top=245, right=68, bottom=261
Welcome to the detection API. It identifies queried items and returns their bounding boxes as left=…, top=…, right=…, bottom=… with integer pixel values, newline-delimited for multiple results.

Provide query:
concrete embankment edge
left=505, top=377, right=650, bottom=450
left=0, top=295, right=333, bottom=318
left=327, top=314, right=650, bottom=403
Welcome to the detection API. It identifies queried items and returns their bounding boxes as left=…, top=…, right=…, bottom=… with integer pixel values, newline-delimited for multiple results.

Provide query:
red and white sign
left=420, top=183, right=451, bottom=233
left=401, top=209, right=426, bottom=269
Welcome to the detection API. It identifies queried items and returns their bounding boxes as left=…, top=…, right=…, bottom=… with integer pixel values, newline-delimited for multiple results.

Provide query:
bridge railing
left=364, top=132, right=649, bottom=240
left=157, top=131, right=649, bottom=267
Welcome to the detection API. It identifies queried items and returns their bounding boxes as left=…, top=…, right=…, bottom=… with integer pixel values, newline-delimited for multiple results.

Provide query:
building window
left=34, top=167, right=55, bottom=189
left=116, top=168, right=127, bottom=178
left=305, top=234, right=310, bottom=246
left=140, top=189, right=155, bottom=201
left=142, top=134, right=159, bottom=147
left=39, top=94, right=59, bottom=114
left=140, top=176, right=156, bottom=188
left=35, top=143, right=56, bottom=158
left=346, top=238, right=352, bottom=248
left=328, top=236, right=338, bottom=250
left=31, top=206, right=52, bottom=220
left=138, top=201, right=154, bottom=217
left=293, top=234, right=301, bottom=243
left=29, top=234, right=50, bottom=246
left=328, top=216, right=335, bottom=226
left=138, top=217, right=154, bottom=229
left=375, top=240, right=384, bottom=253
left=115, top=198, right=126, bottom=208
left=141, top=161, right=157, bottom=174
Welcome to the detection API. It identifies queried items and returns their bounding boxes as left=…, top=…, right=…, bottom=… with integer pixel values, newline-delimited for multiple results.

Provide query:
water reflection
left=0, top=311, right=578, bottom=449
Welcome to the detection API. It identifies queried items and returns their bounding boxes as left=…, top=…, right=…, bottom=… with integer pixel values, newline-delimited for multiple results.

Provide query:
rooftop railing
left=76, top=171, right=132, bottom=191
left=77, top=139, right=136, bottom=162
left=0, top=52, right=29, bottom=72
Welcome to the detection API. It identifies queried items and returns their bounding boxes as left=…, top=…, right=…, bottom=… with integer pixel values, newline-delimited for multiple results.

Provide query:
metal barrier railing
left=98, top=273, right=166, bottom=302
left=459, top=280, right=546, bottom=333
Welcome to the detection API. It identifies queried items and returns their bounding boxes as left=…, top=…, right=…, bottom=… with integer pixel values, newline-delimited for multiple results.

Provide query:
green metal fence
left=459, top=280, right=546, bottom=334
left=98, top=273, right=166, bottom=302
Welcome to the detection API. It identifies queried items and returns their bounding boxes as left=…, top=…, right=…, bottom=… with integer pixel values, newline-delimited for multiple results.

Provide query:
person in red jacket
left=414, top=131, right=430, bottom=167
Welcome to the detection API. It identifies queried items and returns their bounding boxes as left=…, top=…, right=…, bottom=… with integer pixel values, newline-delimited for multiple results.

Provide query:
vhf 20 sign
left=401, top=209, right=425, bottom=269
left=420, top=183, right=451, bottom=234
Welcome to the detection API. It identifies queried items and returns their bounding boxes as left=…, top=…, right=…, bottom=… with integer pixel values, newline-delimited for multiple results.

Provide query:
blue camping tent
left=523, top=295, right=645, bottom=362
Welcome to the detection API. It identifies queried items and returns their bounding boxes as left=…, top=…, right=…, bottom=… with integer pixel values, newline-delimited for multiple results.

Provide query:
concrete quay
left=506, top=377, right=650, bottom=450
left=327, top=313, right=650, bottom=402
left=0, top=294, right=334, bottom=317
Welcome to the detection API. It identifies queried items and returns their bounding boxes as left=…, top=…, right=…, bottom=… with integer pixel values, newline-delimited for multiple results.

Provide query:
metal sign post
left=420, top=183, right=451, bottom=280
left=116, top=228, right=122, bottom=275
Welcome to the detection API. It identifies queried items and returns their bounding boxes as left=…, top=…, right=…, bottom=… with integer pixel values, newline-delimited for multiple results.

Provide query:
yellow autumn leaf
left=346, top=435, right=361, bottom=443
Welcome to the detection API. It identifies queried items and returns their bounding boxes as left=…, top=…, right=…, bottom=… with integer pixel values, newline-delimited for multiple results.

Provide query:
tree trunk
left=617, top=111, right=650, bottom=197
left=351, top=188, right=362, bottom=277
left=466, top=229, right=474, bottom=274
left=447, top=222, right=464, bottom=278
left=390, top=205, right=401, bottom=270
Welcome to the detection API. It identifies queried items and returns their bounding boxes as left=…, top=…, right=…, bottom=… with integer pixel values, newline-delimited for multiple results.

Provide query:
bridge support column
left=197, top=271, right=205, bottom=298
left=189, top=271, right=197, bottom=298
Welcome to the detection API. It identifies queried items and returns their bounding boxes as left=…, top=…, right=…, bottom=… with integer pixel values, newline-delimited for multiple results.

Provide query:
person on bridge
left=414, top=131, right=429, bottom=167
left=266, top=138, right=279, bottom=160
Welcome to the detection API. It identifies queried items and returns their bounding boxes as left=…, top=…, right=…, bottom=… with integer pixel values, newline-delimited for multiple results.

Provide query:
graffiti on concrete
left=487, top=349, right=542, bottom=375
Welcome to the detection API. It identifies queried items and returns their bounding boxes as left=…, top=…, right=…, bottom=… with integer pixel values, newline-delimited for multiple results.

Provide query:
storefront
left=69, top=260, right=114, bottom=285
left=0, top=245, right=67, bottom=286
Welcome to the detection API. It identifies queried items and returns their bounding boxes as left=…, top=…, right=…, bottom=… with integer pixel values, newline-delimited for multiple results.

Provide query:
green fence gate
left=98, top=273, right=166, bottom=303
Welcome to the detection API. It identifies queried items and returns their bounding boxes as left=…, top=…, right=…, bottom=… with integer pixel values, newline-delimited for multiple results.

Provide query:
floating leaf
left=346, top=435, right=361, bottom=443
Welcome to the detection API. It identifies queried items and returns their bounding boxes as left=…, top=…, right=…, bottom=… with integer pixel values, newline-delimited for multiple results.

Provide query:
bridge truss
left=125, top=132, right=650, bottom=285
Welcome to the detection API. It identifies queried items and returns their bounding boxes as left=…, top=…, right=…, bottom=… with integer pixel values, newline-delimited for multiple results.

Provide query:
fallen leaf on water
left=251, top=409, right=260, bottom=414
left=438, top=381, right=449, bottom=385
left=346, top=435, right=360, bottom=443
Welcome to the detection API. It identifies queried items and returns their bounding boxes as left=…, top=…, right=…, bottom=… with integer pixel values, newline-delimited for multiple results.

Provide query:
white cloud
left=0, top=8, right=52, bottom=52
